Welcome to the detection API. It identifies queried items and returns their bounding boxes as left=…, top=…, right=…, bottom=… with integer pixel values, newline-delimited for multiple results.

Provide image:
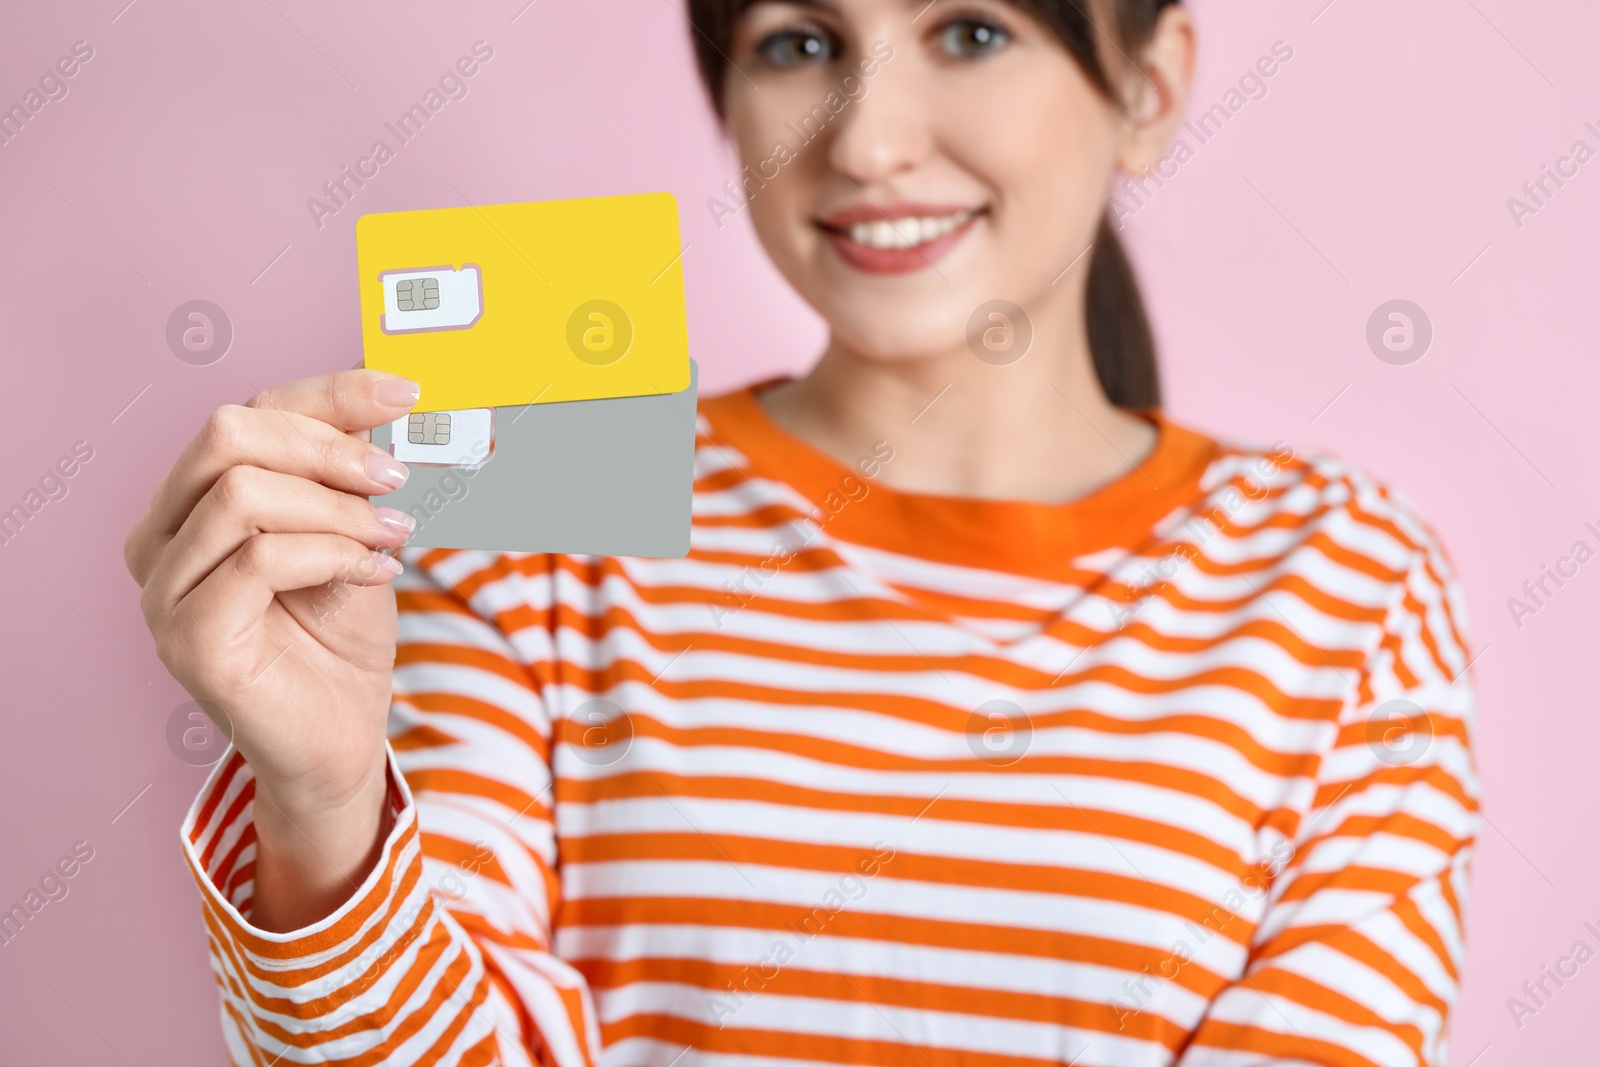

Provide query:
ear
left=1114, top=6, right=1196, bottom=176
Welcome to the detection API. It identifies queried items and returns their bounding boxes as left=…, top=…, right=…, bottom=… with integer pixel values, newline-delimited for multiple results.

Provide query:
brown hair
left=685, top=0, right=1178, bottom=409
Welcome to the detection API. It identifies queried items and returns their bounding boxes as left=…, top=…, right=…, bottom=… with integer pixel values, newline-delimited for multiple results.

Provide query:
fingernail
left=374, top=377, right=421, bottom=408
left=366, top=451, right=409, bottom=489
left=373, top=506, right=416, bottom=540
left=373, top=552, right=404, bottom=576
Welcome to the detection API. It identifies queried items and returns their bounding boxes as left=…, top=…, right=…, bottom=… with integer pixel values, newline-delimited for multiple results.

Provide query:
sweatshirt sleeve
left=179, top=551, right=599, bottom=1067
left=1175, top=522, right=1480, bottom=1066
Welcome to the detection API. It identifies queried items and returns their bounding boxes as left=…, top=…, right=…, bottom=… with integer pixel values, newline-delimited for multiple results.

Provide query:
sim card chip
left=407, top=412, right=452, bottom=444
left=388, top=408, right=493, bottom=468
left=396, top=277, right=440, bottom=311
left=380, top=265, right=482, bottom=334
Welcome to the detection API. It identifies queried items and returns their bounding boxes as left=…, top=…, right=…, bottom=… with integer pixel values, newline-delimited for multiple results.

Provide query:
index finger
left=245, top=369, right=420, bottom=432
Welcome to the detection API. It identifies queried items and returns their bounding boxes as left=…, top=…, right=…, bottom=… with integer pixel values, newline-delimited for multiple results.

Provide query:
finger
left=177, top=532, right=403, bottom=643
left=126, top=405, right=410, bottom=583
left=355, top=428, right=371, bottom=444
left=246, top=369, right=420, bottom=432
left=349, top=363, right=374, bottom=443
left=144, top=465, right=415, bottom=610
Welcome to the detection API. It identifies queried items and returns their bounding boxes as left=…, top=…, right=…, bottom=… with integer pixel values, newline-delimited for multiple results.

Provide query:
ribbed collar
left=699, top=382, right=1220, bottom=579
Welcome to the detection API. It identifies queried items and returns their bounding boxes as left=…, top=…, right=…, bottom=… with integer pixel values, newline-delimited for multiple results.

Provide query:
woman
left=125, top=0, right=1479, bottom=1064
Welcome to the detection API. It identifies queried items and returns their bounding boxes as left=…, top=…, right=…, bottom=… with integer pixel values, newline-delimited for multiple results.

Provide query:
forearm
left=250, top=745, right=393, bottom=933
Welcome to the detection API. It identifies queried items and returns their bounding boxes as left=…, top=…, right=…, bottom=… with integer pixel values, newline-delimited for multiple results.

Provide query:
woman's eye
left=938, top=19, right=1010, bottom=58
left=756, top=29, right=834, bottom=66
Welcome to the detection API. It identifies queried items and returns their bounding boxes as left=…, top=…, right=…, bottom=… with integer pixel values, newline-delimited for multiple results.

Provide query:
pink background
left=1, top=0, right=1595, bottom=1062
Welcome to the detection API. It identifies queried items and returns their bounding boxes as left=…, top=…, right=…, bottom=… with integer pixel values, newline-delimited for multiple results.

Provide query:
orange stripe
left=559, top=896, right=1238, bottom=992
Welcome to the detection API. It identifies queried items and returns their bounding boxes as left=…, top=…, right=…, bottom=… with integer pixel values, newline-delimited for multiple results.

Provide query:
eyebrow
left=739, top=0, right=840, bottom=11
left=739, top=0, right=969, bottom=14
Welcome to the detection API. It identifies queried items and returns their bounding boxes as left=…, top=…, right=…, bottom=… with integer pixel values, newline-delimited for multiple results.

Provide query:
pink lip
left=816, top=202, right=985, bottom=276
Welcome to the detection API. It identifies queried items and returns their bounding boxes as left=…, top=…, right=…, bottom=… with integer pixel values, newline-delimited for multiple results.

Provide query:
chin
left=818, top=302, right=973, bottom=363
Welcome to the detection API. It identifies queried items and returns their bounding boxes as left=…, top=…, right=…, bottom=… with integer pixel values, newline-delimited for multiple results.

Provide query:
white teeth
left=845, top=211, right=974, bottom=250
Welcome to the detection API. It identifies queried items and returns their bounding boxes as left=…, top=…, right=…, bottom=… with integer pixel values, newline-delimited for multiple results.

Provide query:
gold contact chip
left=407, top=412, right=452, bottom=445
left=396, top=276, right=440, bottom=312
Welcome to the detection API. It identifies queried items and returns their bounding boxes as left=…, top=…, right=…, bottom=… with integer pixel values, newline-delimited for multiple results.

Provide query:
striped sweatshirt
left=182, top=386, right=1479, bottom=1067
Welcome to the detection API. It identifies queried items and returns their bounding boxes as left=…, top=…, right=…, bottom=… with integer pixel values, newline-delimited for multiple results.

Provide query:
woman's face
left=722, top=0, right=1177, bottom=363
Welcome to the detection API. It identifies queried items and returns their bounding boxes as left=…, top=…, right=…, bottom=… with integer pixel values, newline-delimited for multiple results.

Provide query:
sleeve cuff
left=179, top=742, right=433, bottom=965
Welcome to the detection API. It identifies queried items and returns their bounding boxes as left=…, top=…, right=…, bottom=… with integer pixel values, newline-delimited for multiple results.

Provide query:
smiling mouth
left=833, top=209, right=979, bottom=249
left=816, top=206, right=988, bottom=274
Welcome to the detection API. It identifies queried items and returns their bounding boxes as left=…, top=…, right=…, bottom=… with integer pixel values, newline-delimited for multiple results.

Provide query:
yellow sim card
left=357, top=192, right=691, bottom=412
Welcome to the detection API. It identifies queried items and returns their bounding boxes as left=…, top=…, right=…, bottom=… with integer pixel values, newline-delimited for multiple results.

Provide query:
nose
left=825, top=46, right=933, bottom=187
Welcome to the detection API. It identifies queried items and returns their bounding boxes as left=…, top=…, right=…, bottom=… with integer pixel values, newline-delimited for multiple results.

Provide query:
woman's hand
left=125, top=370, right=421, bottom=929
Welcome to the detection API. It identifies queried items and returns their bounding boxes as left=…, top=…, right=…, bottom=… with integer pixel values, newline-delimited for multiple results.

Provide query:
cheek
left=725, top=93, right=829, bottom=254
left=943, top=75, right=1120, bottom=232
left=727, top=104, right=771, bottom=174
left=726, top=84, right=817, bottom=186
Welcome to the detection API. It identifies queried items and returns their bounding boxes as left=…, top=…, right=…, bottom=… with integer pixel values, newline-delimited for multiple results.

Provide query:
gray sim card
left=371, top=361, right=698, bottom=557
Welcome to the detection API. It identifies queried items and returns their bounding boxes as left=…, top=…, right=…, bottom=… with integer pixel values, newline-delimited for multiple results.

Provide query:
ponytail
left=1085, top=217, right=1161, bottom=410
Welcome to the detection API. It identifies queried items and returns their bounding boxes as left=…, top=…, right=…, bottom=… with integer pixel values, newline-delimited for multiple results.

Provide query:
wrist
left=252, top=741, right=391, bottom=835
left=250, top=746, right=394, bottom=933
